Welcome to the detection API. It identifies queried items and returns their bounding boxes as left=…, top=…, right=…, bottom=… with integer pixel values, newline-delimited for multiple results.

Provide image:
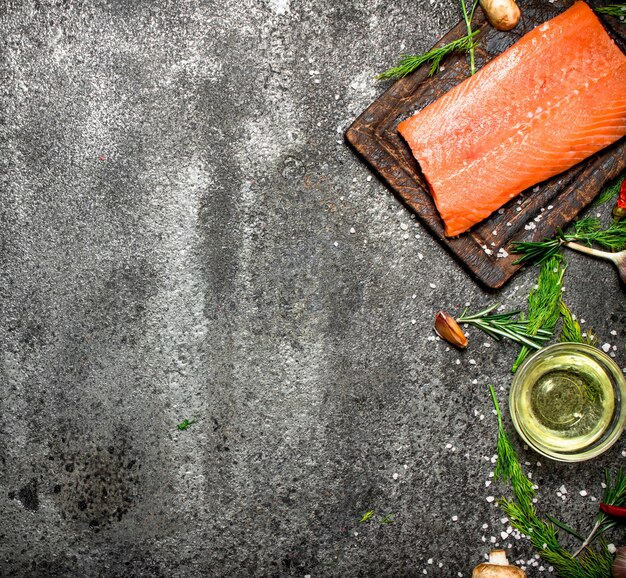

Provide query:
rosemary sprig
left=378, top=31, right=479, bottom=80
left=489, top=386, right=615, bottom=577
left=457, top=304, right=552, bottom=350
left=596, top=3, right=626, bottom=16
left=511, top=219, right=626, bottom=266
left=512, top=255, right=566, bottom=372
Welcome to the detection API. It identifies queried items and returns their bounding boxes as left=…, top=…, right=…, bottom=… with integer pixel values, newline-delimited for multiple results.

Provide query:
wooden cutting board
left=345, top=0, right=626, bottom=289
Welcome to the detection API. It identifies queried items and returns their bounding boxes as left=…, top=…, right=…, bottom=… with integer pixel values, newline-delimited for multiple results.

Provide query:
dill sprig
left=593, top=175, right=625, bottom=207
left=559, top=300, right=597, bottom=346
left=512, top=255, right=566, bottom=372
left=457, top=303, right=552, bottom=349
left=511, top=219, right=626, bottom=266
left=378, top=31, right=479, bottom=80
left=596, top=3, right=626, bottom=16
left=378, top=0, right=480, bottom=80
left=489, top=385, right=535, bottom=507
left=488, top=386, right=615, bottom=577
left=460, top=0, right=480, bottom=75
left=573, top=468, right=626, bottom=557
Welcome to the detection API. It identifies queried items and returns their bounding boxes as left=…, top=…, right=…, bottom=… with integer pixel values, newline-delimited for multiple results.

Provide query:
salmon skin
left=398, top=1, right=626, bottom=237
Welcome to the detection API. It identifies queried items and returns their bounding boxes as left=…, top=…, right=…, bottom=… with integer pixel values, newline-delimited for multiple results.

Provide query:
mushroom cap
left=472, top=563, right=526, bottom=578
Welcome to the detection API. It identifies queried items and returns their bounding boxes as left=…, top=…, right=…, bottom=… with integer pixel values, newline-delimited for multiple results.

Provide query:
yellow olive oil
left=514, top=350, right=615, bottom=453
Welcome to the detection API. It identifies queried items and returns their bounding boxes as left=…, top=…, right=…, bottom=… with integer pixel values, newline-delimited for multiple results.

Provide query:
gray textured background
left=1, top=0, right=625, bottom=576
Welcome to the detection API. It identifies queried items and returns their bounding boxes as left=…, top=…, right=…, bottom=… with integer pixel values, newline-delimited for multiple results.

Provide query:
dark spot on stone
left=282, top=155, right=306, bottom=181
left=65, top=462, right=74, bottom=473
left=53, top=484, right=62, bottom=494
left=18, top=478, right=39, bottom=511
left=8, top=491, right=15, bottom=500
left=53, top=442, right=142, bottom=530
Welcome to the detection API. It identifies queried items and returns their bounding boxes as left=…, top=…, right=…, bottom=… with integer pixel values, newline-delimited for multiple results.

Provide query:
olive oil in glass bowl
left=509, top=343, right=626, bottom=462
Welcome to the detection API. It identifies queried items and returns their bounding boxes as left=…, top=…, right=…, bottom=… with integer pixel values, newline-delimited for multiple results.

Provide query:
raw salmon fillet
left=398, top=1, right=626, bottom=237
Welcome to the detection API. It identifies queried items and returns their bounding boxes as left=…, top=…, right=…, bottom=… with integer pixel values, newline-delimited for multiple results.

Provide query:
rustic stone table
left=1, top=0, right=625, bottom=576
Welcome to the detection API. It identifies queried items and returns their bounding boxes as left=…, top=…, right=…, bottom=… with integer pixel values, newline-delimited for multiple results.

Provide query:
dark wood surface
left=345, top=0, right=626, bottom=290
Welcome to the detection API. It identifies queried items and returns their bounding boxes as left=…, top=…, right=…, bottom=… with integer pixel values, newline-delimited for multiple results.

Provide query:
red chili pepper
left=600, top=502, right=626, bottom=520
left=612, top=179, right=626, bottom=222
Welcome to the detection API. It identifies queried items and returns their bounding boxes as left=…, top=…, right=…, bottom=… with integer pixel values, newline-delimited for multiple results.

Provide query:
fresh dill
left=488, top=385, right=615, bottom=577
left=511, top=255, right=566, bottom=372
left=378, top=31, right=479, bottom=80
left=359, top=510, right=375, bottom=523
left=511, top=219, right=626, bottom=266
left=177, top=418, right=197, bottom=431
left=460, top=0, right=480, bottom=75
left=595, top=3, right=626, bottom=17
left=573, top=468, right=626, bottom=557
left=559, top=300, right=597, bottom=346
left=592, top=175, right=625, bottom=207
left=456, top=304, right=552, bottom=350
left=379, top=513, right=395, bottom=524
left=378, top=0, right=480, bottom=80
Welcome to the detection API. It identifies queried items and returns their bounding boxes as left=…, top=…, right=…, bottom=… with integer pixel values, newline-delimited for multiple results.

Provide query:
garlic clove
left=613, top=546, right=626, bottom=578
left=434, top=311, right=469, bottom=348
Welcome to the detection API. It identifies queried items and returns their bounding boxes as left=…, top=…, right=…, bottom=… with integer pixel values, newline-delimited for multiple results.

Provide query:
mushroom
left=480, top=0, right=522, bottom=31
left=472, top=550, right=526, bottom=578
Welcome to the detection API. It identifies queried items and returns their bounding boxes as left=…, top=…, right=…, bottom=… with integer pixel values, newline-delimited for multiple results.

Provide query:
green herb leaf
left=558, top=300, right=597, bottom=346
left=512, top=219, right=626, bottom=266
left=592, top=175, right=625, bottom=207
left=512, top=255, right=566, bottom=372
left=457, top=304, right=551, bottom=350
left=488, top=386, right=615, bottom=577
left=378, top=31, right=479, bottom=80
left=359, top=510, right=375, bottom=523
left=177, top=418, right=196, bottom=431
left=595, top=3, right=626, bottom=17
left=379, top=513, right=395, bottom=524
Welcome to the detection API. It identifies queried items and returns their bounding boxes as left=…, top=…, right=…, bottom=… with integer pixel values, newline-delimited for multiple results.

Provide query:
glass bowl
left=509, top=343, right=626, bottom=462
